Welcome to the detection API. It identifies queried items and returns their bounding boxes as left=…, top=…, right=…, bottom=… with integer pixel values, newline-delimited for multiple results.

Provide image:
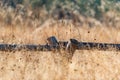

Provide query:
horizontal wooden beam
left=0, top=44, right=51, bottom=51
left=0, top=42, right=120, bottom=52
left=78, top=42, right=120, bottom=50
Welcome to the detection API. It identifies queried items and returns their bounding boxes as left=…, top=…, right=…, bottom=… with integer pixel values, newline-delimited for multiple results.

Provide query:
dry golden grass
left=0, top=20, right=120, bottom=80
left=1, top=50, right=120, bottom=80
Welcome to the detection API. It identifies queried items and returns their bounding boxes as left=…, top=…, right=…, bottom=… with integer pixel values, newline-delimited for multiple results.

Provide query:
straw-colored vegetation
left=0, top=21, right=120, bottom=80
left=0, top=0, right=120, bottom=80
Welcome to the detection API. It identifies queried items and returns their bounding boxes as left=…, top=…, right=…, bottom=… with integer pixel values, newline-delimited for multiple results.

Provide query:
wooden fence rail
left=0, top=36, right=120, bottom=52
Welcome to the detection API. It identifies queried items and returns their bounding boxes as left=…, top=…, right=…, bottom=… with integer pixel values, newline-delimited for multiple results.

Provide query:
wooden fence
left=0, top=36, right=120, bottom=52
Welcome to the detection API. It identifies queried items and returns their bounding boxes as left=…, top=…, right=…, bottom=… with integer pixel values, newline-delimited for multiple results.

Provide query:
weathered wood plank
left=0, top=42, right=120, bottom=51
left=77, top=42, right=120, bottom=50
left=0, top=36, right=119, bottom=52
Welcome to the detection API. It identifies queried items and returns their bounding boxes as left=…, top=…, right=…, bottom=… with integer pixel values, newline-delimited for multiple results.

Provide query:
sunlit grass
left=0, top=20, right=120, bottom=80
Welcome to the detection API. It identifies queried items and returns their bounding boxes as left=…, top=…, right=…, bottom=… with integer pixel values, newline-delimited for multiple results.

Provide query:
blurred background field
left=0, top=0, right=120, bottom=80
left=0, top=0, right=120, bottom=28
